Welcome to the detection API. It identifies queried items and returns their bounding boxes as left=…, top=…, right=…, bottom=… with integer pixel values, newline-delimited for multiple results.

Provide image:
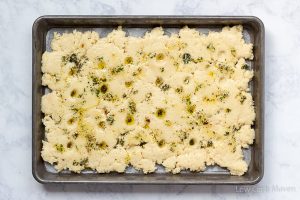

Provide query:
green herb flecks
left=207, top=141, right=213, bottom=147
left=111, top=65, right=124, bottom=74
left=124, top=56, right=133, bottom=65
left=69, top=53, right=79, bottom=65
left=216, top=90, right=229, bottom=102
left=145, top=92, right=152, bottom=101
left=192, top=57, right=203, bottom=63
left=106, top=114, right=115, bottom=125
left=207, top=43, right=215, bottom=52
left=63, top=53, right=87, bottom=74
left=197, top=112, right=209, bottom=125
left=143, top=117, right=151, bottom=129
left=55, top=144, right=65, bottom=153
left=182, top=53, right=192, bottom=64
left=103, top=93, right=115, bottom=101
left=161, top=84, right=170, bottom=91
left=155, top=77, right=163, bottom=86
left=128, top=101, right=136, bottom=114
left=175, top=87, right=183, bottom=94
left=97, top=141, right=108, bottom=150
left=241, top=64, right=249, bottom=70
left=231, top=48, right=236, bottom=57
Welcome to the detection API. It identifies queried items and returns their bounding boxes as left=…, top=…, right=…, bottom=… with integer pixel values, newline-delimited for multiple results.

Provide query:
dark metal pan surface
left=32, top=16, right=264, bottom=184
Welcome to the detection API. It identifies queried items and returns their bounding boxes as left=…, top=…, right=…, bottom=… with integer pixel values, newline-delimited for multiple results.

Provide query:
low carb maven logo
left=235, top=185, right=296, bottom=193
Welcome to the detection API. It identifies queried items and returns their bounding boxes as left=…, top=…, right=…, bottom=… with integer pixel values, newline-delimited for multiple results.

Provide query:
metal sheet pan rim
left=32, top=15, right=264, bottom=185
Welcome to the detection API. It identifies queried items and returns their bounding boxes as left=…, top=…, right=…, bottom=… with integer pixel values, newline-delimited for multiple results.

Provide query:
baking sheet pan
left=32, top=16, right=264, bottom=184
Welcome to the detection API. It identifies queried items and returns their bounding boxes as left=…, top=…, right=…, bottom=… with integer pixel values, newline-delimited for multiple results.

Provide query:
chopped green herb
left=69, top=53, right=79, bottom=65
left=231, top=49, right=236, bottom=57
left=216, top=91, right=229, bottom=101
left=184, top=77, right=190, bottom=84
left=169, top=143, right=177, bottom=152
left=195, top=84, right=204, bottom=92
left=100, top=77, right=107, bottom=82
left=94, top=88, right=101, bottom=97
left=69, top=67, right=78, bottom=76
left=233, top=125, right=241, bottom=132
left=111, top=65, right=124, bottom=74
left=207, top=43, right=215, bottom=52
left=128, top=101, right=137, bottom=114
left=63, top=53, right=87, bottom=73
left=187, top=104, right=196, bottom=114
left=242, top=64, right=249, bottom=70
left=79, top=158, right=88, bottom=166
left=73, top=132, right=79, bottom=139
left=91, top=76, right=100, bottom=85
left=116, top=138, right=125, bottom=146
left=182, top=53, right=192, bottom=64
left=148, top=53, right=156, bottom=58
left=240, top=95, right=247, bottom=103
left=106, top=115, right=115, bottom=125
left=164, top=120, right=172, bottom=126
left=55, top=144, right=65, bottom=153
left=139, top=141, right=147, bottom=147
left=97, top=57, right=106, bottom=69
left=145, top=92, right=152, bottom=101
left=184, top=96, right=192, bottom=105
left=97, top=141, right=108, bottom=150
left=198, top=112, right=209, bottom=125
left=132, top=67, right=142, bottom=76
left=103, top=93, right=114, bottom=101
left=143, top=117, right=150, bottom=129
left=124, top=56, right=133, bottom=64
left=179, top=131, right=188, bottom=141
left=237, top=93, right=247, bottom=104
left=161, top=84, right=170, bottom=91
left=175, top=87, right=183, bottom=93
left=207, top=141, right=213, bottom=147
left=155, top=77, right=163, bottom=86
left=217, top=63, right=235, bottom=74
left=193, top=57, right=203, bottom=63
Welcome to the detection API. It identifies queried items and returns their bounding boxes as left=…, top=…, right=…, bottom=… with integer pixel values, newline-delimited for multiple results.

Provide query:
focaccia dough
left=41, top=26, right=255, bottom=176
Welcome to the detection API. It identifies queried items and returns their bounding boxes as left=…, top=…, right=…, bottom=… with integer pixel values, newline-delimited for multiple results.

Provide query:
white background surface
left=0, top=0, right=299, bottom=199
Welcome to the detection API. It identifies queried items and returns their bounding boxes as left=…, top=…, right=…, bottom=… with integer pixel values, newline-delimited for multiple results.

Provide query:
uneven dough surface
left=41, top=26, right=255, bottom=175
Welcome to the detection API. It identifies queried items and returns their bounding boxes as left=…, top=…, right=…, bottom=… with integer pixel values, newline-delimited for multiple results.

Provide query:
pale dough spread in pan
left=41, top=25, right=255, bottom=175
